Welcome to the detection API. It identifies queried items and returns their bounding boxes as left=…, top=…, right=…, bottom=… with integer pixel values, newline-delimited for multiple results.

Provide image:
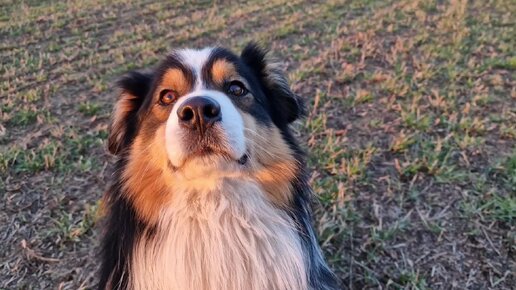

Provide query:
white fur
left=129, top=178, right=308, bottom=290
left=177, top=48, right=213, bottom=90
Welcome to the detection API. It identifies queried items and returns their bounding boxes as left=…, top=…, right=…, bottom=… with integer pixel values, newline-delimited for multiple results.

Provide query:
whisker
left=243, top=128, right=274, bottom=142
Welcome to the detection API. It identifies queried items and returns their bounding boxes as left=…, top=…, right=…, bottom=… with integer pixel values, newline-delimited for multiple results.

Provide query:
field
left=1, top=0, right=515, bottom=289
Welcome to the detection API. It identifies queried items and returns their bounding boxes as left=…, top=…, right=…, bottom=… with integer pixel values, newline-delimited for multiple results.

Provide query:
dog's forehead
left=172, top=47, right=243, bottom=90
left=176, top=48, right=214, bottom=78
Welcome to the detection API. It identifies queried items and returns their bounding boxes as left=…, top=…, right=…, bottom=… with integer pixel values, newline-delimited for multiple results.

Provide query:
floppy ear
left=241, top=42, right=305, bottom=124
left=108, top=71, right=153, bottom=155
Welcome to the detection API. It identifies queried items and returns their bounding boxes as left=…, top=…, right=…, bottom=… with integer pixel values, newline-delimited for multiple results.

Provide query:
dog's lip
left=189, top=145, right=249, bottom=164
left=168, top=149, right=249, bottom=172
left=190, top=149, right=249, bottom=165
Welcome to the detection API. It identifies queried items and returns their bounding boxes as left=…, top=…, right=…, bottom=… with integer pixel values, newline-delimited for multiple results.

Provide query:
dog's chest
left=129, top=182, right=308, bottom=290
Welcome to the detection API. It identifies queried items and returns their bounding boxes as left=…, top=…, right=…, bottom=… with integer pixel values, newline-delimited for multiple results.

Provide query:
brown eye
left=159, top=90, right=178, bottom=106
left=227, top=81, right=247, bottom=97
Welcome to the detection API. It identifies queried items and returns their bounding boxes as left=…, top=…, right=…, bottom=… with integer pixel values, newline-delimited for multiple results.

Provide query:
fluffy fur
left=99, top=43, right=339, bottom=290
left=131, top=180, right=307, bottom=290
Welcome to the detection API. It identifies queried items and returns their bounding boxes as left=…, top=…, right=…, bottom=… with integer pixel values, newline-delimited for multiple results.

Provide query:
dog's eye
left=159, top=90, right=178, bottom=106
left=227, top=81, right=247, bottom=97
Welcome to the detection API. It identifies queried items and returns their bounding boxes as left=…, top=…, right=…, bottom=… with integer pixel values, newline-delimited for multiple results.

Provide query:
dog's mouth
left=169, top=143, right=249, bottom=172
left=192, top=147, right=249, bottom=164
left=193, top=147, right=248, bottom=164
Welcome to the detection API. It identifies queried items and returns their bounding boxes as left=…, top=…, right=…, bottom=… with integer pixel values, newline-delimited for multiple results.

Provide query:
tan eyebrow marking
left=211, top=59, right=237, bottom=85
left=159, top=68, right=191, bottom=95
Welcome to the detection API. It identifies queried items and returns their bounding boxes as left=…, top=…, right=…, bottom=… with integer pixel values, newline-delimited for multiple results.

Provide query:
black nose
left=177, top=96, right=221, bottom=133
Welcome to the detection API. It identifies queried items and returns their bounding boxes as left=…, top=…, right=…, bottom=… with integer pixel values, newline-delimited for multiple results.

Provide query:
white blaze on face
left=164, top=48, right=246, bottom=169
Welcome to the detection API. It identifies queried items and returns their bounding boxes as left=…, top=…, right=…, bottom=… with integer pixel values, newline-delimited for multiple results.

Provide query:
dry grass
left=1, top=0, right=515, bottom=289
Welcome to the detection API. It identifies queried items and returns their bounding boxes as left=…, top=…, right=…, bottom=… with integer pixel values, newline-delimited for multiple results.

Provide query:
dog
left=99, top=43, right=339, bottom=290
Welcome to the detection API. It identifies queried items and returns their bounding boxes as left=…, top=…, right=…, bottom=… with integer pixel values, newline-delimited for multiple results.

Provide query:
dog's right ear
left=241, top=43, right=305, bottom=125
left=108, top=71, right=153, bottom=155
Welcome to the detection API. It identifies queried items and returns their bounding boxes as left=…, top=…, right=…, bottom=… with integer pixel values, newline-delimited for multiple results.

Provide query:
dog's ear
left=108, top=71, right=153, bottom=155
left=241, top=42, right=305, bottom=124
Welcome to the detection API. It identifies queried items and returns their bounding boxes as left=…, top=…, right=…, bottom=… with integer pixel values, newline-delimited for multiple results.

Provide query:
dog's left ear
left=241, top=43, right=305, bottom=124
left=108, top=71, right=153, bottom=155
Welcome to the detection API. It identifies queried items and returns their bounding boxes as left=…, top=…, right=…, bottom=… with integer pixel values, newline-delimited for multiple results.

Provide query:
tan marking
left=211, top=59, right=237, bottom=85
left=122, top=125, right=173, bottom=224
left=241, top=112, right=298, bottom=206
left=159, top=68, right=190, bottom=96
left=108, top=92, right=138, bottom=155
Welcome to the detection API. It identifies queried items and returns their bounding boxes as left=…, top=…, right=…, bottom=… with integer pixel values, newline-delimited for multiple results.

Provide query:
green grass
left=8, top=108, right=39, bottom=126
left=1, top=0, right=515, bottom=289
left=78, top=101, right=102, bottom=117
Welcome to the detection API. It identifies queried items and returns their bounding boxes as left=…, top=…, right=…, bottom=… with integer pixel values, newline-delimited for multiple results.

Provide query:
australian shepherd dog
left=99, top=43, right=339, bottom=290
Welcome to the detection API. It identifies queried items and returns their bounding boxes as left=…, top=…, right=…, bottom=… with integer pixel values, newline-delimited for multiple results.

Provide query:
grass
left=1, top=0, right=515, bottom=289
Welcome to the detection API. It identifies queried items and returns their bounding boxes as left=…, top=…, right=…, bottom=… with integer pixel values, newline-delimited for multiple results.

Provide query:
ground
left=1, top=0, right=515, bottom=289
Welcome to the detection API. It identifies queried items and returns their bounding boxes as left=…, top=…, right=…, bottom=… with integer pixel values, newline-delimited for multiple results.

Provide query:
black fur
left=98, top=180, right=143, bottom=289
left=101, top=71, right=153, bottom=289
left=99, top=44, right=339, bottom=289
left=279, top=121, right=340, bottom=290
left=107, top=71, right=153, bottom=155
left=240, top=43, right=306, bottom=124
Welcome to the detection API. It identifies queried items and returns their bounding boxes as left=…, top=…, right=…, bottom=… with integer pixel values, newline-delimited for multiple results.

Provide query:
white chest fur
left=129, top=179, right=308, bottom=290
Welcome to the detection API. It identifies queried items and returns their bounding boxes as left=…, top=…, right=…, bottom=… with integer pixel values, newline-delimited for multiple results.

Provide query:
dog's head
left=108, top=43, right=305, bottom=222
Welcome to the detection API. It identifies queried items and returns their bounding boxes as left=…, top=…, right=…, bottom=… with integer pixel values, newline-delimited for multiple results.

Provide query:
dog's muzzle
left=165, top=89, right=246, bottom=169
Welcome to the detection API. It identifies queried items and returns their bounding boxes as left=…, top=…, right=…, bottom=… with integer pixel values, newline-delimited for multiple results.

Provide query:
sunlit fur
left=99, top=43, right=339, bottom=290
left=131, top=180, right=307, bottom=290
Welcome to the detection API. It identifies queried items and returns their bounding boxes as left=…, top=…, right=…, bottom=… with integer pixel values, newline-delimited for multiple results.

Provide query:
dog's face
left=108, top=44, right=304, bottom=223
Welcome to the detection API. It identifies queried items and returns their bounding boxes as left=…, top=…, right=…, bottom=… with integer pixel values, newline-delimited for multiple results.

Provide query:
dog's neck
left=129, top=177, right=308, bottom=290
